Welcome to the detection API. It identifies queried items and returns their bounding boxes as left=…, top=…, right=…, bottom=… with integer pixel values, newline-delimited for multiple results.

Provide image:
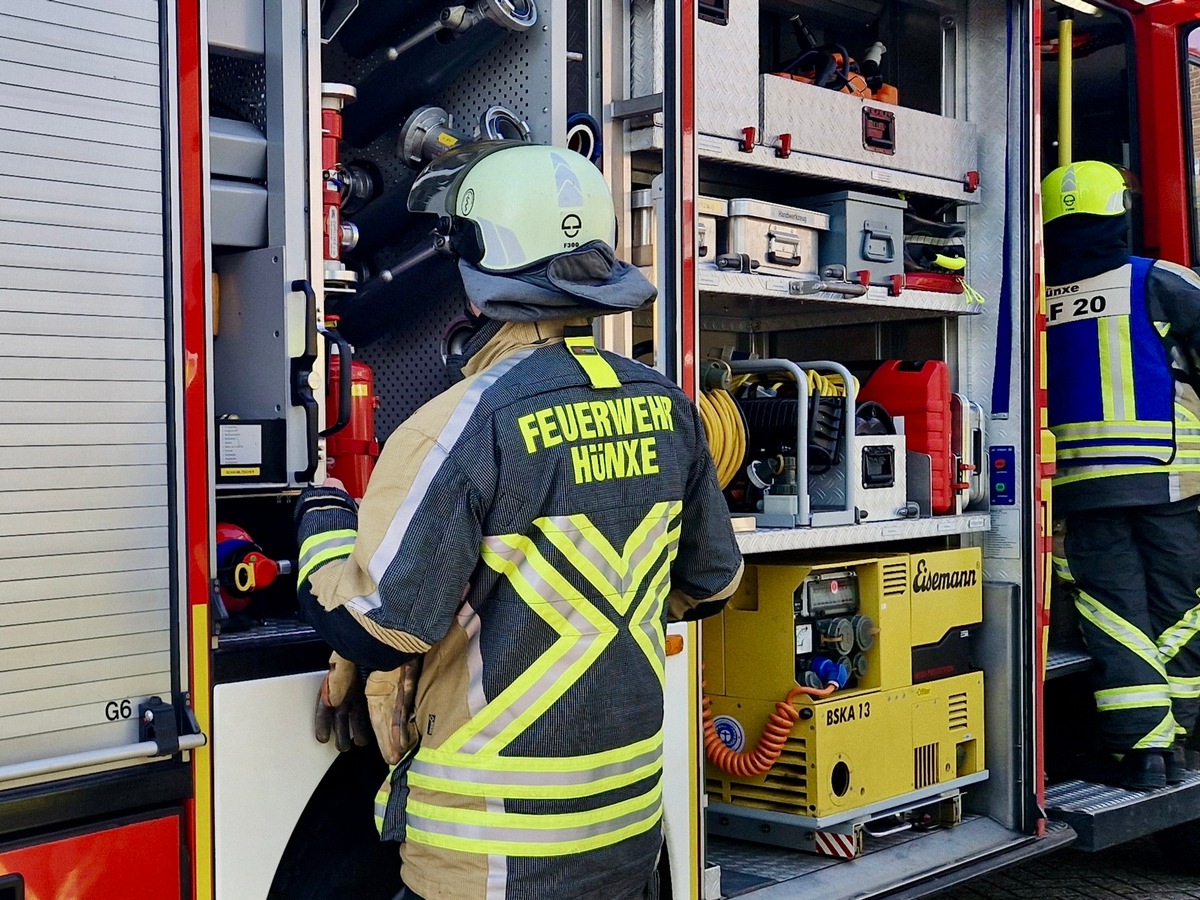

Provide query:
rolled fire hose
left=697, top=361, right=748, bottom=490
left=342, top=0, right=538, bottom=148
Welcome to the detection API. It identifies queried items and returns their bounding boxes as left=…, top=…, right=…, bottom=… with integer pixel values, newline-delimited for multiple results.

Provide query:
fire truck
left=3, top=0, right=1200, bottom=898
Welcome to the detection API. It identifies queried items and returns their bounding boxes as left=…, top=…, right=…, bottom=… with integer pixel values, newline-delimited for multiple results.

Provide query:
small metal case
left=810, top=433, right=911, bottom=523
left=725, top=199, right=829, bottom=275
left=952, top=393, right=987, bottom=511
left=630, top=193, right=727, bottom=266
left=630, top=189, right=655, bottom=267
left=698, top=195, right=728, bottom=264
left=804, top=190, right=908, bottom=285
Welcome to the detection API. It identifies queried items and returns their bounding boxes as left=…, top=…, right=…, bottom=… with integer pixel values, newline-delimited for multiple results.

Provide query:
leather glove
left=365, top=659, right=423, bottom=765
left=314, top=651, right=371, bottom=752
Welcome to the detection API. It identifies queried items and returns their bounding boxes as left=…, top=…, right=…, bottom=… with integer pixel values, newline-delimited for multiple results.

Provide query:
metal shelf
left=695, top=267, right=981, bottom=330
left=735, top=513, right=991, bottom=555
left=627, top=127, right=982, bottom=205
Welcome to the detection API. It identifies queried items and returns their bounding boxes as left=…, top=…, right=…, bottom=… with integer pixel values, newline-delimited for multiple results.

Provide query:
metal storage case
left=630, top=189, right=654, bottom=267
left=759, top=76, right=979, bottom=190
left=804, top=190, right=908, bottom=284
left=698, top=196, right=728, bottom=264
left=725, top=199, right=828, bottom=275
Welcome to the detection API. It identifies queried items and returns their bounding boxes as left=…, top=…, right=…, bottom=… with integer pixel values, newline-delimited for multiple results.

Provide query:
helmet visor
left=407, top=140, right=523, bottom=217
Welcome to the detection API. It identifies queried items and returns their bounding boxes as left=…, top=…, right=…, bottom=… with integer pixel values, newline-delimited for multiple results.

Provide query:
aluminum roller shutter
left=0, top=0, right=179, bottom=782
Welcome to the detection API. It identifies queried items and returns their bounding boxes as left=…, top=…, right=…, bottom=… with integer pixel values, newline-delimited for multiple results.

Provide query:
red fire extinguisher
left=325, top=315, right=380, bottom=499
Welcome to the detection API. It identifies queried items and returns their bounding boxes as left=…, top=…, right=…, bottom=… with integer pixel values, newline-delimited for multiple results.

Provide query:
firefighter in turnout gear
left=295, top=142, right=745, bottom=899
left=1044, top=161, right=1200, bottom=789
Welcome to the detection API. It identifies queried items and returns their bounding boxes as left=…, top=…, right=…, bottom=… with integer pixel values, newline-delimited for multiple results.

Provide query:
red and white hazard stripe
left=812, top=830, right=858, bottom=859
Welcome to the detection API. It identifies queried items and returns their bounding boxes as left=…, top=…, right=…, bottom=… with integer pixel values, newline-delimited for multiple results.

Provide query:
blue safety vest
left=1047, top=256, right=1176, bottom=468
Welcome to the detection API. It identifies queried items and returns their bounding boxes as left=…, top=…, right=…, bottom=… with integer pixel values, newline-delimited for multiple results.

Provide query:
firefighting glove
left=314, top=651, right=372, bottom=752
left=365, top=659, right=423, bottom=766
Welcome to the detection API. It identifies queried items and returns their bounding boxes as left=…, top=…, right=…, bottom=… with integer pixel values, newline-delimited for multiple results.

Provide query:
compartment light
left=1053, top=0, right=1102, bottom=14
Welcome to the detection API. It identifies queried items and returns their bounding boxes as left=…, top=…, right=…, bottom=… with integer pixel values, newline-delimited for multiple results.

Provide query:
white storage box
left=810, top=434, right=911, bottom=523
left=726, top=199, right=829, bottom=275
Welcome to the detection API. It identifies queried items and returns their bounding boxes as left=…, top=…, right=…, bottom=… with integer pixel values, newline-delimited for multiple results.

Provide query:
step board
left=1047, top=773, right=1200, bottom=851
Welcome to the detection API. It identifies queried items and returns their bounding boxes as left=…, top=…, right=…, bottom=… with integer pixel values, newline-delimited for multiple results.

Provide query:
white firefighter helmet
left=407, top=141, right=616, bottom=273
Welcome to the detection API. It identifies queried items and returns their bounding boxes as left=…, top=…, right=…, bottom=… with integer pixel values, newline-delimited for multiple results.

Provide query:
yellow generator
left=703, top=548, right=987, bottom=837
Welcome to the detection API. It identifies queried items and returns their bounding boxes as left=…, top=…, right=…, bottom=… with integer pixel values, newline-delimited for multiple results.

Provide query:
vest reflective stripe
left=1053, top=421, right=1176, bottom=440
left=1075, top=591, right=1168, bottom=678
left=406, top=783, right=663, bottom=857
left=1134, top=710, right=1179, bottom=750
left=297, top=529, right=357, bottom=585
left=409, top=733, right=664, bottom=800
left=1094, top=684, right=1172, bottom=712
left=1052, top=402, right=1200, bottom=485
left=1158, top=600, right=1200, bottom=664
left=1097, top=316, right=1135, bottom=421
left=1049, top=257, right=1176, bottom=471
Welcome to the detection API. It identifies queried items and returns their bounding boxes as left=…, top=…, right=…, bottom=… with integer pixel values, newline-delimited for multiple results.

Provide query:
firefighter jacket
left=296, top=319, right=744, bottom=900
left=1047, top=257, right=1200, bottom=515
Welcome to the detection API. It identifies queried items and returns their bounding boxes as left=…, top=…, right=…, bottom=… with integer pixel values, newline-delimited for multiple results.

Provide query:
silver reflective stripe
left=1094, top=684, right=1171, bottom=711
left=1134, top=711, right=1179, bottom=750
left=464, top=537, right=614, bottom=754
left=296, top=533, right=356, bottom=574
left=411, top=742, right=663, bottom=791
left=408, top=791, right=661, bottom=846
left=1054, top=421, right=1174, bottom=440
left=1159, top=602, right=1200, bottom=663
left=539, top=502, right=681, bottom=597
left=348, top=348, right=537, bottom=614
left=1169, top=675, right=1200, bottom=700
left=1076, top=592, right=1167, bottom=675
left=1052, top=555, right=1073, bottom=583
left=1103, top=317, right=1130, bottom=421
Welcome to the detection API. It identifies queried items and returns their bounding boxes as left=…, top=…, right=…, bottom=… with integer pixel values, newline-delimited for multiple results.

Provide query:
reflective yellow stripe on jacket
left=404, top=501, right=682, bottom=857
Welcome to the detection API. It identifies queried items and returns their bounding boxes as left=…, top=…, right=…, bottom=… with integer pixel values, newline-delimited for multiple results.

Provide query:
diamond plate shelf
left=627, top=127, right=983, bottom=205
left=695, top=267, right=982, bottom=331
left=1045, top=646, right=1093, bottom=680
left=1048, top=772, right=1200, bottom=851
left=736, top=514, right=991, bottom=555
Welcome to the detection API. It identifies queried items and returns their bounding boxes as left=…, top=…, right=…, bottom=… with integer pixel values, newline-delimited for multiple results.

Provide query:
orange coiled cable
left=702, top=685, right=838, bottom=778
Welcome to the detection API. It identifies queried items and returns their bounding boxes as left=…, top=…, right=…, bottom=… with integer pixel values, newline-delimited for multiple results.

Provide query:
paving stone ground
left=947, top=837, right=1200, bottom=899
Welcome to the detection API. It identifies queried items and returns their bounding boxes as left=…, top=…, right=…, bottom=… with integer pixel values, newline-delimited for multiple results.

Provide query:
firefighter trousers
left=1063, top=497, right=1200, bottom=752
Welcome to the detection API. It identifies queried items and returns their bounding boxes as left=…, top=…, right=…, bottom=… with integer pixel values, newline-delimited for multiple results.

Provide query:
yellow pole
left=1059, top=14, right=1073, bottom=167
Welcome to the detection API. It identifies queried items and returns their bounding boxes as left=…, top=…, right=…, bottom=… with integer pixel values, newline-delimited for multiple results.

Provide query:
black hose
left=337, top=0, right=444, bottom=58
left=342, top=20, right=525, bottom=147
left=344, top=172, right=421, bottom=258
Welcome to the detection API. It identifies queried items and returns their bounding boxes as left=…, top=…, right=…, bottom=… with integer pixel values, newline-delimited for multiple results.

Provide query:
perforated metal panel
left=321, top=2, right=563, bottom=437
left=0, top=0, right=178, bottom=778
left=208, top=55, right=268, bottom=132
